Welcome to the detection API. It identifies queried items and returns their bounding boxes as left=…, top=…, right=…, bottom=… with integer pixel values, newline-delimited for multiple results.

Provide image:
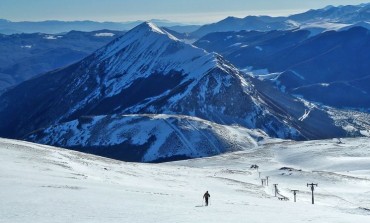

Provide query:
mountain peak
left=322, top=5, right=335, bottom=11
left=135, top=21, right=166, bottom=34
left=129, top=21, right=178, bottom=40
left=96, top=21, right=180, bottom=60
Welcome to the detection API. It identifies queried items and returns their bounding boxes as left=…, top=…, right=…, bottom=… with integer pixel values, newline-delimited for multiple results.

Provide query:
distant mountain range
left=0, top=19, right=200, bottom=35
left=0, top=30, right=125, bottom=94
left=2, top=3, right=369, bottom=38
left=190, top=3, right=370, bottom=38
left=194, top=26, right=370, bottom=110
left=2, top=22, right=367, bottom=162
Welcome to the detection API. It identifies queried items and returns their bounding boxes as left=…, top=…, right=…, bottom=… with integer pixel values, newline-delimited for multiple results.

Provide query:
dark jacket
left=203, top=192, right=210, bottom=200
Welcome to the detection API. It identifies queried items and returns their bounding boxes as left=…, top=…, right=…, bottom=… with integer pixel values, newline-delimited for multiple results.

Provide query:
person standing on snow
left=203, top=191, right=211, bottom=206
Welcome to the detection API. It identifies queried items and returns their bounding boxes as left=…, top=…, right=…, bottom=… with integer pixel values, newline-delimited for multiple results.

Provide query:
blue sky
left=1, top=0, right=369, bottom=24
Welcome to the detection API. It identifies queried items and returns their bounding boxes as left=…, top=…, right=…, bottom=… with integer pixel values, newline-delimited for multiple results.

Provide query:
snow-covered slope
left=2, top=137, right=370, bottom=222
left=26, top=114, right=267, bottom=162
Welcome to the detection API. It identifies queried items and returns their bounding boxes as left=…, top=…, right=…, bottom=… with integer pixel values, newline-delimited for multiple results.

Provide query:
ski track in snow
left=2, top=137, right=370, bottom=222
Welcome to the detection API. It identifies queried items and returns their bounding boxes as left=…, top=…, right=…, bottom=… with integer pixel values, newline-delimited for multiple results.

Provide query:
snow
left=43, top=35, right=61, bottom=40
left=146, top=21, right=169, bottom=36
left=255, top=46, right=263, bottom=51
left=229, top=42, right=242, bottom=47
left=289, top=70, right=305, bottom=80
left=241, top=67, right=269, bottom=76
left=94, top=32, right=115, bottom=37
left=90, top=21, right=217, bottom=103
left=196, top=40, right=210, bottom=44
left=224, top=36, right=233, bottom=40
left=300, top=22, right=350, bottom=37
left=302, top=22, right=349, bottom=31
left=2, top=137, right=370, bottom=222
left=28, top=114, right=266, bottom=162
left=327, top=108, right=370, bottom=136
left=360, top=130, right=370, bottom=137
left=298, top=109, right=311, bottom=121
left=20, top=45, right=32, bottom=49
left=255, top=72, right=281, bottom=81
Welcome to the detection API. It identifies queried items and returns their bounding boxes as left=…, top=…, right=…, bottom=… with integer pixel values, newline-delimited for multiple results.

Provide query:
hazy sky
left=1, top=0, right=369, bottom=24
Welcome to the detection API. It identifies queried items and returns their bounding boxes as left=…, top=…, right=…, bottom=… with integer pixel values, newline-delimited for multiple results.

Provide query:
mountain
left=0, top=19, right=194, bottom=35
left=191, top=16, right=295, bottom=38
left=161, top=27, right=194, bottom=41
left=191, top=3, right=370, bottom=38
left=1, top=22, right=366, bottom=162
left=194, top=27, right=370, bottom=110
left=289, top=3, right=370, bottom=24
left=339, top=21, right=370, bottom=31
left=0, top=19, right=133, bottom=34
left=0, top=30, right=125, bottom=94
left=166, top=25, right=201, bottom=33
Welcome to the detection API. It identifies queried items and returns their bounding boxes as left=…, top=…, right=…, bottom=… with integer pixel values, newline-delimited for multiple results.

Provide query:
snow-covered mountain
left=191, top=3, right=370, bottom=38
left=191, top=16, right=293, bottom=38
left=0, top=22, right=367, bottom=161
left=194, top=27, right=370, bottom=110
left=289, top=3, right=370, bottom=24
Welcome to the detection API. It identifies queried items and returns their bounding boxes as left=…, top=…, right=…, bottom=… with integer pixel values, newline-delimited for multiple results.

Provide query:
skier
left=203, top=191, right=211, bottom=206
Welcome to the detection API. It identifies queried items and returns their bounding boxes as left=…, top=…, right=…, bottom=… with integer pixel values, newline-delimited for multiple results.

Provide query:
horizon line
left=0, top=9, right=311, bottom=25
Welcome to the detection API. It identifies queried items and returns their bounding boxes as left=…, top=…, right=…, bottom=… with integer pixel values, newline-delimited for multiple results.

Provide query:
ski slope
left=1, top=137, right=370, bottom=222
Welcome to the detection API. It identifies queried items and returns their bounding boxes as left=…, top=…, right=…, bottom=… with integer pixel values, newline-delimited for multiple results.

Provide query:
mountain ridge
left=0, top=19, right=199, bottom=35
left=191, top=3, right=370, bottom=38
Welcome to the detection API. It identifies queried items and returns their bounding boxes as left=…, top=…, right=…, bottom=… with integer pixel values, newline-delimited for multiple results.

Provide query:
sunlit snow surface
left=94, top=33, right=115, bottom=37
left=1, top=137, right=370, bottom=222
